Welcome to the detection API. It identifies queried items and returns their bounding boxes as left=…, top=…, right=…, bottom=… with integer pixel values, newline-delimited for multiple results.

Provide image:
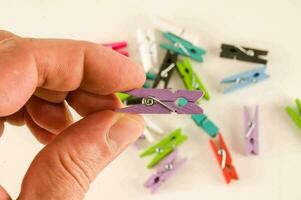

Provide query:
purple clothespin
left=116, top=88, right=204, bottom=114
left=144, top=150, right=187, bottom=193
left=244, top=105, right=259, bottom=155
left=102, top=41, right=129, bottom=56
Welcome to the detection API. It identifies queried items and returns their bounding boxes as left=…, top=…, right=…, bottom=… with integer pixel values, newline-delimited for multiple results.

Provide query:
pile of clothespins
left=104, top=17, right=300, bottom=193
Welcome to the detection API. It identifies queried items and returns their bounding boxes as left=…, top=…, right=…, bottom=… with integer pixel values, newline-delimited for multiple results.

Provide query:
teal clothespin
left=285, top=99, right=301, bottom=130
left=143, top=72, right=157, bottom=88
left=140, top=128, right=187, bottom=168
left=176, top=58, right=210, bottom=100
left=160, top=32, right=206, bottom=62
left=192, top=114, right=219, bottom=138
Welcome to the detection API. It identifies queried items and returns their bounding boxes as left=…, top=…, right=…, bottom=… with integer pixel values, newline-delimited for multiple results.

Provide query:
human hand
left=0, top=30, right=145, bottom=200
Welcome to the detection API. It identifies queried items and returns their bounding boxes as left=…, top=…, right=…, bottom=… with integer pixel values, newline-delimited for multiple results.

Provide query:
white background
left=1, top=0, right=301, bottom=199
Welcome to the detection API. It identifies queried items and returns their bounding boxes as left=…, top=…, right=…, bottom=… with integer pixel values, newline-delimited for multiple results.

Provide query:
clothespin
left=152, top=50, right=178, bottom=89
left=176, top=58, right=210, bottom=100
left=244, top=105, right=259, bottom=155
left=116, top=92, right=130, bottom=102
left=142, top=117, right=165, bottom=143
left=286, top=99, right=301, bottom=130
left=143, top=72, right=158, bottom=88
left=144, top=117, right=164, bottom=135
left=209, top=133, right=239, bottom=184
left=152, top=16, right=199, bottom=44
left=192, top=114, right=219, bottom=138
left=144, top=150, right=187, bottom=193
left=116, top=88, right=204, bottom=114
left=137, top=29, right=158, bottom=72
left=102, top=42, right=128, bottom=56
left=220, top=44, right=268, bottom=64
left=160, top=32, right=206, bottom=62
left=221, top=65, right=269, bottom=93
left=140, top=128, right=187, bottom=168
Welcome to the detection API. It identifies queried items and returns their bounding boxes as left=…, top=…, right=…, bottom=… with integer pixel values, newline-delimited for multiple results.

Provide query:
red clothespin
left=209, top=133, right=238, bottom=184
left=102, top=41, right=129, bottom=56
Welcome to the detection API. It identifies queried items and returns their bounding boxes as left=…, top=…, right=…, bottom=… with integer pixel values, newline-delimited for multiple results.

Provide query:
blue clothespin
left=221, top=65, right=269, bottom=94
left=160, top=32, right=206, bottom=62
left=192, top=114, right=219, bottom=138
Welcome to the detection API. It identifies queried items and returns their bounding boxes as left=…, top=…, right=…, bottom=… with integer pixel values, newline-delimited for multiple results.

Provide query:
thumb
left=17, top=110, right=143, bottom=200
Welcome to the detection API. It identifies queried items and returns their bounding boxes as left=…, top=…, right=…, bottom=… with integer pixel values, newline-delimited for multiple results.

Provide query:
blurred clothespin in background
left=192, top=114, right=219, bottom=138
left=153, top=16, right=199, bottom=44
left=220, top=44, right=268, bottom=64
left=137, top=29, right=159, bottom=72
left=286, top=99, right=301, bottom=130
left=244, top=105, right=259, bottom=155
left=103, top=41, right=129, bottom=56
left=140, top=128, right=187, bottom=168
left=142, top=117, right=165, bottom=143
left=160, top=32, right=206, bottom=62
left=209, top=133, right=239, bottom=184
left=144, top=150, right=187, bottom=193
left=152, top=50, right=178, bottom=89
left=221, top=65, right=269, bottom=93
left=176, top=58, right=210, bottom=100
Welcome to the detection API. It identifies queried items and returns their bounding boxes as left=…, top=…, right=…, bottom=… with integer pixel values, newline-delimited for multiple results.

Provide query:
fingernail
left=107, top=114, right=144, bottom=151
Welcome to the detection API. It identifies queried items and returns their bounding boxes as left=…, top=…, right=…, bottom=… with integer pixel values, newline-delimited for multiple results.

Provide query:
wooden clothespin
left=244, top=105, right=259, bottom=155
left=209, top=133, right=239, bottom=184
left=140, top=128, right=187, bottom=168
left=144, top=150, right=187, bottom=193
left=176, top=58, right=210, bottom=100
left=286, top=99, right=301, bottom=130
left=221, top=65, right=269, bottom=93
left=220, top=44, right=268, bottom=64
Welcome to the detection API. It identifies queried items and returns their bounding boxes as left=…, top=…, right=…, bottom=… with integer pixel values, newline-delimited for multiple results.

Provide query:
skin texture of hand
left=0, top=30, right=145, bottom=200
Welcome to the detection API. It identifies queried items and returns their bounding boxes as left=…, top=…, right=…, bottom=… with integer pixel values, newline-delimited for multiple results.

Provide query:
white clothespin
left=152, top=16, right=199, bottom=44
left=137, top=29, right=158, bottom=72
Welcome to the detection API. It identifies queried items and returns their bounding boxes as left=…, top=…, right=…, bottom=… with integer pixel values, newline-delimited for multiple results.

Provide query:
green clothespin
left=140, top=128, right=187, bottom=168
left=160, top=32, right=206, bottom=62
left=116, top=93, right=130, bottom=102
left=176, top=58, right=210, bottom=100
left=285, top=99, right=301, bottom=130
left=192, top=114, right=219, bottom=138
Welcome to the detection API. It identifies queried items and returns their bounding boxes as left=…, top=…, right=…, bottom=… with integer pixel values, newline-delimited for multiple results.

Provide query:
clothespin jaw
left=137, top=29, right=158, bottom=72
left=116, top=93, right=130, bottom=102
left=152, top=50, right=178, bottom=89
left=140, top=128, right=187, bottom=168
left=221, top=66, right=269, bottom=93
left=244, top=105, right=259, bottom=155
left=144, top=150, right=187, bottom=193
left=116, top=88, right=204, bottom=114
left=192, top=114, right=219, bottom=138
left=209, top=133, right=239, bottom=184
left=160, top=32, right=206, bottom=62
left=102, top=41, right=128, bottom=56
left=285, top=99, right=301, bottom=130
left=176, top=58, right=210, bottom=100
left=220, top=44, right=268, bottom=64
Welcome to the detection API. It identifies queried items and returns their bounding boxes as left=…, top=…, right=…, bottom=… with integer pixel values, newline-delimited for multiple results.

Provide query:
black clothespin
left=220, top=44, right=268, bottom=64
left=152, top=50, right=178, bottom=88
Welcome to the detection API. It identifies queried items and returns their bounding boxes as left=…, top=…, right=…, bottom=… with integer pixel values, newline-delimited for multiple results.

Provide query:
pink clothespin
left=144, top=150, right=186, bottom=193
left=102, top=41, right=129, bottom=56
left=244, top=105, right=259, bottom=155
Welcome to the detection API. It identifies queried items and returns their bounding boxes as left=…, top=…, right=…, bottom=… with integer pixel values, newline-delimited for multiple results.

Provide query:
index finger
left=0, top=32, right=145, bottom=116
